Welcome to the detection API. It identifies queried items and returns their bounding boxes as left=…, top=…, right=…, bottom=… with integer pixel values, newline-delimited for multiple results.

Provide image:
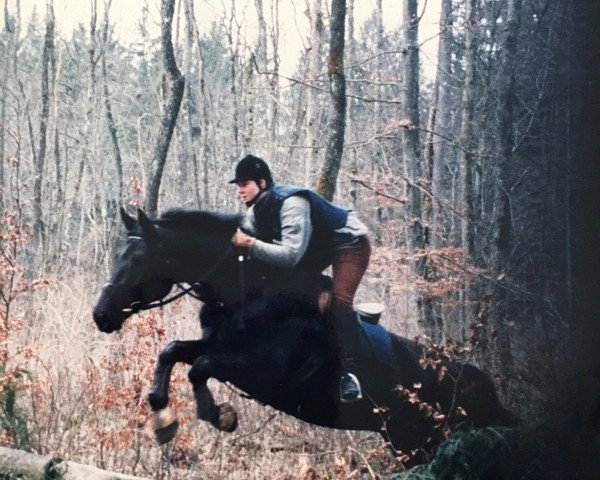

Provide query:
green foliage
left=0, top=369, right=33, bottom=452
left=0, top=470, right=31, bottom=479
left=388, top=427, right=556, bottom=480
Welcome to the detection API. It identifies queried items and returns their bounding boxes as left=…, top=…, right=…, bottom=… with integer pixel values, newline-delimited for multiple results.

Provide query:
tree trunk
left=0, top=446, right=147, bottom=480
left=101, top=0, right=124, bottom=204
left=493, top=0, right=523, bottom=372
left=33, top=0, right=55, bottom=254
left=253, top=0, right=267, bottom=142
left=423, top=0, right=453, bottom=338
left=225, top=0, right=240, bottom=165
left=199, top=52, right=210, bottom=207
left=183, top=0, right=201, bottom=207
left=372, top=0, right=385, bottom=245
left=426, top=0, right=452, bottom=251
left=401, top=0, right=423, bottom=259
left=457, top=0, right=477, bottom=331
left=145, top=0, right=185, bottom=216
left=304, top=0, right=324, bottom=186
left=316, top=0, right=346, bottom=202
left=400, top=0, right=428, bottom=331
left=185, top=3, right=210, bottom=207
left=459, top=0, right=477, bottom=260
left=49, top=41, right=64, bottom=263
left=0, top=0, right=13, bottom=214
left=347, top=0, right=357, bottom=207
left=268, top=0, right=280, bottom=144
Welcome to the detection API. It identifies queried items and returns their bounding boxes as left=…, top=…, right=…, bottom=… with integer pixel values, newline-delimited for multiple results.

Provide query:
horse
left=93, top=208, right=516, bottom=463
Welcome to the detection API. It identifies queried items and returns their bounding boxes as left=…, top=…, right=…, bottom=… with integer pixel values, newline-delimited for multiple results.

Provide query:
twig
left=253, top=64, right=403, bottom=105
left=350, top=178, right=406, bottom=204
left=349, top=447, right=378, bottom=480
left=437, top=252, right=533, bottom=298
left=227, top=412, right=279, bottom=444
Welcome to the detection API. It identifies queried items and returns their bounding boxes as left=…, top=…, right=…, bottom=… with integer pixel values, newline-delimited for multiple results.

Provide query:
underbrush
left=5, top=276, right=400, bottom=479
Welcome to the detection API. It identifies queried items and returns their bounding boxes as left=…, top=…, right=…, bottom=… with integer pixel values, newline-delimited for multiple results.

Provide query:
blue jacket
left=253, top=184, right=349, bottom=271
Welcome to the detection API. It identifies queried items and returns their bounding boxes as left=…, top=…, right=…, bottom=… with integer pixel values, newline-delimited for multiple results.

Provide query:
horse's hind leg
left=188, top=355, right=247, bottom=433
left=148, top=339, right=207, bottom=443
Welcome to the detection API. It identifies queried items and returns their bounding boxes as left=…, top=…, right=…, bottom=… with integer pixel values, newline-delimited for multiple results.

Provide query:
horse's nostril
left=94, top=311, right=117, bottom=333
left=93, top=311, right=107, bottom=325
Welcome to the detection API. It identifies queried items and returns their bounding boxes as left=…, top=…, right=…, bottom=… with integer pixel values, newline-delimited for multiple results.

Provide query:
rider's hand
left=231, top=230, right=256, bottom=251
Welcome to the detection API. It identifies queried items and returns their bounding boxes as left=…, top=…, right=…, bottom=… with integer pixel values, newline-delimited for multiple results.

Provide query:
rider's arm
left=251, top=195, right=312, bottom=268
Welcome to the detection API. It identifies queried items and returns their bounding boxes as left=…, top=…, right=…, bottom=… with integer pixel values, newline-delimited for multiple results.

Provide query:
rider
left=229, top=154, right=371, bottom=403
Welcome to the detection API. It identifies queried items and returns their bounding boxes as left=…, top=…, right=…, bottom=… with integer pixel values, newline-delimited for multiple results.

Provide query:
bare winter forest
left=0, top=0, right=598, bottom=478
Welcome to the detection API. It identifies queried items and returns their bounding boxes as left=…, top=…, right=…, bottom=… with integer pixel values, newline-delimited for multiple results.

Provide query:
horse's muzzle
left=93, top=309, right=119, bottom=333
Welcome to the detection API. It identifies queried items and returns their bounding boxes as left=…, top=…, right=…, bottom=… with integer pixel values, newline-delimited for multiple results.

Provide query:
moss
left=388, top=427, right=567, bottom=480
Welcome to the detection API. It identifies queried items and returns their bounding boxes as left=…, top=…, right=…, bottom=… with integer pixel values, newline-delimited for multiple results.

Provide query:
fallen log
left=0, top=446, right=148, bottom=480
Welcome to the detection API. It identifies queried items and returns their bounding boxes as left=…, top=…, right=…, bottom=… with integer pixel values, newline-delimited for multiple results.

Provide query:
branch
left=253, top=64, right=403, bottom=105
left=349, top=178, right=406, bottom=204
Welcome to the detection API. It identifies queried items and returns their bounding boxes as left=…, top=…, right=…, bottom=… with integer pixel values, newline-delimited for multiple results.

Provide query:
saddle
left=316, top=278, right=385, bottom=325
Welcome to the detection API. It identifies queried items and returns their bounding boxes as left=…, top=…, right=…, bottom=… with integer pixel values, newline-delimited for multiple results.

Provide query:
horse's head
left=93, top=208, right=174, bottom=333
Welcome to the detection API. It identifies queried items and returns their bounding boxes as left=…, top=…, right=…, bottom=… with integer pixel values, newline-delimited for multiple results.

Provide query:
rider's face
left=236, top=180, right=262, bottom=204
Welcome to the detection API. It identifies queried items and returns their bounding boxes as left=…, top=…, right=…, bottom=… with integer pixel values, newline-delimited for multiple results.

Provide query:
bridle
left=103, top=240, right=242, bottom=315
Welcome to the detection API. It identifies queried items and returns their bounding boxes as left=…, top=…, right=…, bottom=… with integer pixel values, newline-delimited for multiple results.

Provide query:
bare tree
left=0, top=0, right=14, bottom=213
left=32, top=0, right=55, bottom=252
left=398, top=0, right=431, bottom=332
left=425, top=0, right=453, bottom=250
left=454, top=0, right=478, bottom=330
left=459, top=0, right=477, bottom=259
left=268, top=0, right=280, bottom=144
left=316, top=0, right=346, bottom=201
left=183, top=0, right=201, bottom=207
left=145, top=0, right=185, bottom=216
left=304, top=0, right=324, bottom=185
left=492, top=0, right=523, bottom=370
left=101, top=0, right=124, bottom=204
left=422, top=0, right=453, bottom=337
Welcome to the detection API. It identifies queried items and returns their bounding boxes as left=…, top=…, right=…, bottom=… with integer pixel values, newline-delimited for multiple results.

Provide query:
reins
left=106, top=243, right=243, bottom=314
left=131, top=283, right=200, bottom=312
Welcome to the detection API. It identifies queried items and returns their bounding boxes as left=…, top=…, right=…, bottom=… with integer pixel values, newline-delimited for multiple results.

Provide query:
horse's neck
left=160, top=230, right=235, bottom=285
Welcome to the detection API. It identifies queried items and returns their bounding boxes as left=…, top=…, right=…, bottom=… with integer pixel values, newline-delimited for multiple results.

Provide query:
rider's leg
left=331, top=235, right=371, bottom=403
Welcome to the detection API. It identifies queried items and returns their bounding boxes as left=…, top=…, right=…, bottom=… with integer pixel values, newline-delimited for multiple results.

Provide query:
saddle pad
left=358, top=319, right=396, bottom=369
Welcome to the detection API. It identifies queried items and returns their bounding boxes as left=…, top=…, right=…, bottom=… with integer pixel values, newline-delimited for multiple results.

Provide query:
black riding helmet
left=229, top=155, right=274, bottom=187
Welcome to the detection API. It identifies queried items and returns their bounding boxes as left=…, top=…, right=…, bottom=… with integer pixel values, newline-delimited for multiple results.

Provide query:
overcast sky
left=4, top=0, right=441, bottom=78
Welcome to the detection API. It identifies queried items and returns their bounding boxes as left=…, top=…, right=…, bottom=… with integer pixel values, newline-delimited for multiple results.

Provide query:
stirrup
left=340, top=372, right=363, bottom=403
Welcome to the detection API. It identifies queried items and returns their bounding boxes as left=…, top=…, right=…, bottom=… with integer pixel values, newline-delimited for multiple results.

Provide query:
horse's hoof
left=155, top=420, right=179, bottom=444
left=216, top=403, right=238, bottom=432
left=152, top=407, right=178, bottom=444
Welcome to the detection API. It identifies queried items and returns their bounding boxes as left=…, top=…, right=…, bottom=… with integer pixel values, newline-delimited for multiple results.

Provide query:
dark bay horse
left=93, top=208, right=515, bottom=461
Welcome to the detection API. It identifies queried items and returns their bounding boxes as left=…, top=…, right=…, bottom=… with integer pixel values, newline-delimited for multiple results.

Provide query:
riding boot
left=333, top=311, right=363, bottom=403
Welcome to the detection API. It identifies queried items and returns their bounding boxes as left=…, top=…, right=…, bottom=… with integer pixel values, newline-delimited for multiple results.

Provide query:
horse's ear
left=120, top=207, right=137, bottom=232
left=137, top=209, right=158, bottom=241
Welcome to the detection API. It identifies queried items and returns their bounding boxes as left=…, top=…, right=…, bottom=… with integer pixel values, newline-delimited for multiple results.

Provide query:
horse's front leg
left=148, top=339, right=208, bottom=443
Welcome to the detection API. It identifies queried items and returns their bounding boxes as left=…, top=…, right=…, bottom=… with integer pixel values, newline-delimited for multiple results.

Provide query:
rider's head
left=229, top=155, right=273, bottom=206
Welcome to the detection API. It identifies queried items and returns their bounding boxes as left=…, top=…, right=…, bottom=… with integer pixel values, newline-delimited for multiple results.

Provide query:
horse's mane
left=157, top=208, right=242, bottom=233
